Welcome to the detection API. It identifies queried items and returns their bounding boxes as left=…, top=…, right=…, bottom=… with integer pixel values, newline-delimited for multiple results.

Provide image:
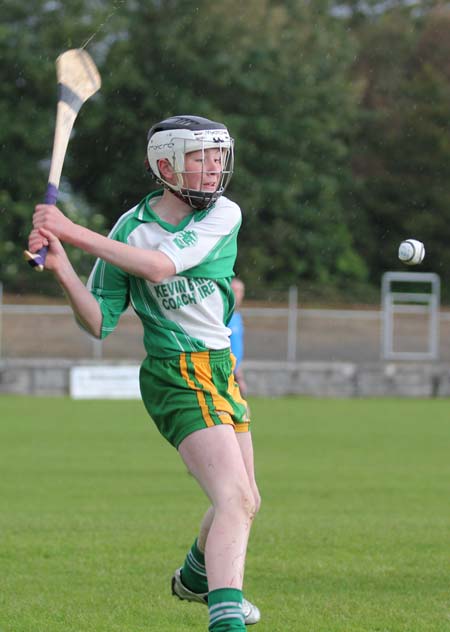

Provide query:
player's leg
left=143, top=350, right=260, bottom=626
left=174, top=508, right=213, bottom=598
left=173, top=352, right=261, bottom=624
left=235, top=429, right=261, bottom=513
left=179, top=424, right=256, bottom=590
left=183, top=431, right=261, bottom=625
left=183, top=431, right=260, bottom=590
left=174, top=501, right=260, bottom=624
left=193, top=431, right=260, bottom=555
left=198, top=506, right=214, bottom=549
left=178, top=424, right=256, bottom=631
left=192, top=430, right=260, bottom=557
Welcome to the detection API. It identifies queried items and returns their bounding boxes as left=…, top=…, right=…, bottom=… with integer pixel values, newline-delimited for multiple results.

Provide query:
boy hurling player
left=28, top=115, right=261, bottom=632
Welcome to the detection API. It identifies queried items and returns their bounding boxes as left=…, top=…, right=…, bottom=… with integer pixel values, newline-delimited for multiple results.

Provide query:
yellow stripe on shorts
left=179, top=352, right=215, bottom=427
left=190, top=351, right=235, bottom=418
left=228, top=371, right=247, bottom=407
left=228, top=354, right=250, bottom=428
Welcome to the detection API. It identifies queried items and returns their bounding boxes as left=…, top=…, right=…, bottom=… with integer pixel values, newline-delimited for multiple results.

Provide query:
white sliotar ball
left=398, top=239, right=425, bottom=265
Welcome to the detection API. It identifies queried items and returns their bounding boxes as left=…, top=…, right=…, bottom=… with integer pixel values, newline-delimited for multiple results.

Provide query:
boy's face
left=182, top=148, right=223, bottom=192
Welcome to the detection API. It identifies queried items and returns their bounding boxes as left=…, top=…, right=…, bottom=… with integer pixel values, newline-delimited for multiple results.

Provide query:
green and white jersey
left=87, top=190, right=241, bottom=357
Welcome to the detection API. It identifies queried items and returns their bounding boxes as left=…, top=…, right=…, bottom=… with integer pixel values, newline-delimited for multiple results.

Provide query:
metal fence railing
left=2, top=301, right=450, bottom=363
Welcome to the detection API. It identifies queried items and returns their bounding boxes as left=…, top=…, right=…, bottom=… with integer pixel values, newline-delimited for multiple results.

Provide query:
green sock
left=208, top=588, right=245, bottom=632
left=180, top=538, right=208, bottom=594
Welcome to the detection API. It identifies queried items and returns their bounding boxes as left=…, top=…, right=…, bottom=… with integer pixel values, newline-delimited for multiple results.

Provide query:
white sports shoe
left=171, top=567, right=261, bottom=625
left=241, top=596, right=261, bottom=625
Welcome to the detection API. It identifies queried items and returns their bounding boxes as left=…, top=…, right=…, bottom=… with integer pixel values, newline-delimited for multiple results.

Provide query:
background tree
left=1, top=0, right=449, bottom=302
left=347, top=3, right=450, bottom=287
left=0, top=0, right=110, bottom=294
left=71, top=0, right=367, bottom=299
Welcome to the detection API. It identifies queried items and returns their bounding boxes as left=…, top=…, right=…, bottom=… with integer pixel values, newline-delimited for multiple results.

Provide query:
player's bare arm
left=32, top=203, right=176, bottom=283
left=28, top=225, right=103, bottom=337
left=59, top=270, right=103, bottom=338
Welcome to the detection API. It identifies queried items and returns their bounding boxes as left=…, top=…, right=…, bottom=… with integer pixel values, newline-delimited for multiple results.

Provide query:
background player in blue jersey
left=229, top=277, right=248, bottom=397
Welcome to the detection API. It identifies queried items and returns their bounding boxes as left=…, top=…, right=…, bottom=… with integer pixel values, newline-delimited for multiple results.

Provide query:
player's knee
left=253, top=489, right=262, bottom=515
left=240, top=484, right=259, bottom=523
left=243, top=491, right=258, bottom=522
left=219, top=481, right=257, bottom=522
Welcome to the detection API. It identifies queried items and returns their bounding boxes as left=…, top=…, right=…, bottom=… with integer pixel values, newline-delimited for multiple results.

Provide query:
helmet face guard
left=146, top=115, right=234, bottom=210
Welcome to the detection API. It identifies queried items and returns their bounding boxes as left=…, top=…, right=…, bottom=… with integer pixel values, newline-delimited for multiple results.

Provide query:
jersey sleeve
left=157, top=199, right=241, bottom=274
left=86, top=214, right=132, bottom=339
left=87, top=259, right=130, bottom=339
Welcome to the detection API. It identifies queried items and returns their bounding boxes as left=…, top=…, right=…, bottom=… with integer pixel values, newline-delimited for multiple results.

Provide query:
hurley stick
left=24, top=49, right=101, bottom=271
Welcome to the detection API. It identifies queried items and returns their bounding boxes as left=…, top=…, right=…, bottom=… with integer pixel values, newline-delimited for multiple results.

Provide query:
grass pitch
left=0, top=396, right=449, bottom=632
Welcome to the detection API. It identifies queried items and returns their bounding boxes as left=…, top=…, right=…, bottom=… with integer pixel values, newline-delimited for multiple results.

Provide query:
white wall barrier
left=2, top=358, right=450, bottom=398
left=70, top=365, right=140, bottom=399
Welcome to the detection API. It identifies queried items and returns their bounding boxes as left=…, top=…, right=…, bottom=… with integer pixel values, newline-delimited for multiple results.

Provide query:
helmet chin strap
left=168, top=186, right=216, bottom=211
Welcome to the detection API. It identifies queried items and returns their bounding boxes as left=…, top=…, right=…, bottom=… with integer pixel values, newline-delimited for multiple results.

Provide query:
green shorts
left=139, top=348, right=250, bottom=449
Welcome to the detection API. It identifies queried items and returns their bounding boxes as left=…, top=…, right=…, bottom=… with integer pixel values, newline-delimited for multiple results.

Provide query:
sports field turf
left=0, top=395, right=449, bottom=632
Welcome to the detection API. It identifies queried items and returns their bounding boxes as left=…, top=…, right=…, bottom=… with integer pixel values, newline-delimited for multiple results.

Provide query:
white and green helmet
left=146, top=115, right=234, bottom=210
